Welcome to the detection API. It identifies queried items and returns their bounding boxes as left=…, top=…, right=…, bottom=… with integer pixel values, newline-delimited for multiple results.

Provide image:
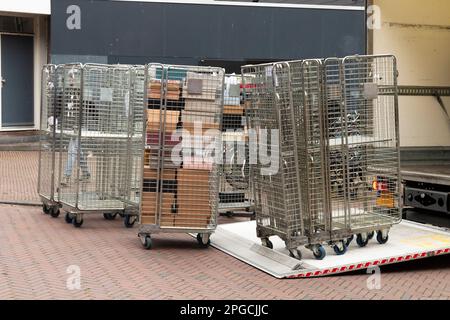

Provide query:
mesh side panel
left=140, top=64, right=224, bottom=231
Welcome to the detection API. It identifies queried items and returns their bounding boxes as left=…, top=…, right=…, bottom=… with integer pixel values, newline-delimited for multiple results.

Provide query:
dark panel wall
left=51, top=0, right=366, bottom=68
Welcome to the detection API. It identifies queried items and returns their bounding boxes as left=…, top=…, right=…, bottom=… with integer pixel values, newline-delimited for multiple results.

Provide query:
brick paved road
left=0, top=151, right=40, bottom=204
left=0, top=204, right=449, bottom=300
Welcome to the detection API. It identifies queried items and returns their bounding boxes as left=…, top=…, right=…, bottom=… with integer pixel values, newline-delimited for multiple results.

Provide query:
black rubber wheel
left=65, top=212, right=73, bottom=224
left=197, top=233, right=211, bottom=247
left=333, top=241, right=347, bottom=256
left=368, top=231, right=375, bottom=240
left=143, top=236, right=152, bottom=250
left=345, top=235, right=354, bottom=247
left=42, top=204, right=50, bottom=215
left=376, top=231, right=389, bottom=244
left=356, top=234, right=369, bottom=247
left=103, top=213, right=116, bottom=220
left=312, top=245, right=326, bottom=260
left=288, top=249, right=302, bottom=260
left=124, top=215, right=136, bottom=228
left=50, top=207, right=60, bottom=218
left=261, top=238, right=273, bottom=249
left=73, top=217, right=83, bottom=228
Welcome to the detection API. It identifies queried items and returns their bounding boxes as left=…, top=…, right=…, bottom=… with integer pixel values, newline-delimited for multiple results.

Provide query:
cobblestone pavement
left=0, top=204, right=449, bottom=300
left=0, top=151, right=40, bottom=204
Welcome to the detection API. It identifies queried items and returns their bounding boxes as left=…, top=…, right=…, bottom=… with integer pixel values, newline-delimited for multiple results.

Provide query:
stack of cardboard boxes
left=141, top=71, right=222, bottom=229
left=147, top=79, right=181, bottom=101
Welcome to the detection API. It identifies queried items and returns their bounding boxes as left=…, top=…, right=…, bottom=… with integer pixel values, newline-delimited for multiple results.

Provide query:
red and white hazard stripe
left=286, top=248, right=450, bottom=278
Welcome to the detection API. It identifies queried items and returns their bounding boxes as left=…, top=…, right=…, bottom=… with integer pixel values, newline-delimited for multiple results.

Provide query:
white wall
left=0, top=0, right=50, bottom=15
left=33, top=16, right=49, bottom=130
left=372, top=0, right=450, bottom=147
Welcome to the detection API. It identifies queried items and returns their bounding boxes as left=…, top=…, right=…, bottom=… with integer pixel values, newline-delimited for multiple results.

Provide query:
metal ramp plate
left=207, top=220, right=450, bottom=278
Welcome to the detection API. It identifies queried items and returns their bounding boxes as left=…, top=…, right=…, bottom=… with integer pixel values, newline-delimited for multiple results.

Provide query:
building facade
left=0, top=0, right=366, bottom=131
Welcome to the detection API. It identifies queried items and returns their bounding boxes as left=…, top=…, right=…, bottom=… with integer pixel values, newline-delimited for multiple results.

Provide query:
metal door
left=1, top=34, right=34, bottom=128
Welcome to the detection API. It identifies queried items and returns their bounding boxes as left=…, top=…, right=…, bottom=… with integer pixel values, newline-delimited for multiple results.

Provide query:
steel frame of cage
left=219, top=74, right=254, bottom=217
left=38, top=64, right=60, bottom=216
left=241, top=62, right=308, bottom=259
left=138, top=63, right=225, bottom=249
left=322, top=54, right=402, bottom=247
left=242, top=54, right=401, bottom=260
left=37, top=63, right=145, bottom=228
left=287, top=58, right=351, bottom=257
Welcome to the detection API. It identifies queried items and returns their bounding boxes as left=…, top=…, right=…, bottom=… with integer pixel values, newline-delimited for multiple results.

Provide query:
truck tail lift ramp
left=207, top=220, right=450, bottom=278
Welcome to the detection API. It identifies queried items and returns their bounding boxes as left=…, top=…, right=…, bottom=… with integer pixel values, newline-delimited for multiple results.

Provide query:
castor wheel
left=197, top=233, right=211, bottom=247
left=288, top=248, right=302, bottom=260
left=103, top=213, right=117, bottom=220
left=345, top=235, right=354, bottom=247
left=376, top=230, right=389, bottom=244
left=356, top=233, right=369, bottom=247
left=42, top=204, right=50, bottom=215
left=333, top=241, right=347, bottom=256
left=124, top=215, right=136, bottom=228
left=368, top=231, right=375, bottom=240
left=72, top=216, right=83, bottom=228
left=143, top=236, right=152, bottom=250
left=261, top=238, right=273, bottom=249
left=312, top=245, right=326, bottom=260
left=65, top=212, right=73, bottom=224
left=50, top=207, right=60, bottom=218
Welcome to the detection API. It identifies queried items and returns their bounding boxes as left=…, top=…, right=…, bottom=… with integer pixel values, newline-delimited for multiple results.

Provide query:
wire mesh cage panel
left=126, top=67, right=146, bottom=209
left=37, top=63, right=147, bottom=227
left=220, top=74, right=253, bottom=215
left=294, top=60, right=332, bottom=242
left=242, top=55, right=401, bottom=259
left=139, top=64, right=225, bottom=249
left=337, top=55, right=401, bottom=242
left=38, top=65, right=59, bottom=214
left=241, top=63, right=306, bottom=256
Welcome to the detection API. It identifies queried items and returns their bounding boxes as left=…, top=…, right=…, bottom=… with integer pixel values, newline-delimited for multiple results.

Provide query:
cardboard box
left=182, top=72, right=222, bottom=101
left=147, top=80, right=181, bottom=101
left=141, top=215, right=174, bottom=226
left=144, top=148, right=177, bottom=169
left=180, top=157, right=214, bottom=171
left=223, top=105, right=244, bottom=115
left=143, top=178, right=177, bottom=193
left=177, top=169, right=211, bottom=187
left=143, top=168, right=176, bottom=180
left=181, top=111, right=220, bottom=138
left=141, top=192, right=176, bottom=226
left=173, top=216, right=210, bottom=228
left=147, top=110, right=180, bottom=132
left=181, top=111, right=218, bottom=124
left=176, top=168, right=213, bottom=226
left=184, top=99, right=221, bottom=114
left=147, top=130, right=181, bottom=147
